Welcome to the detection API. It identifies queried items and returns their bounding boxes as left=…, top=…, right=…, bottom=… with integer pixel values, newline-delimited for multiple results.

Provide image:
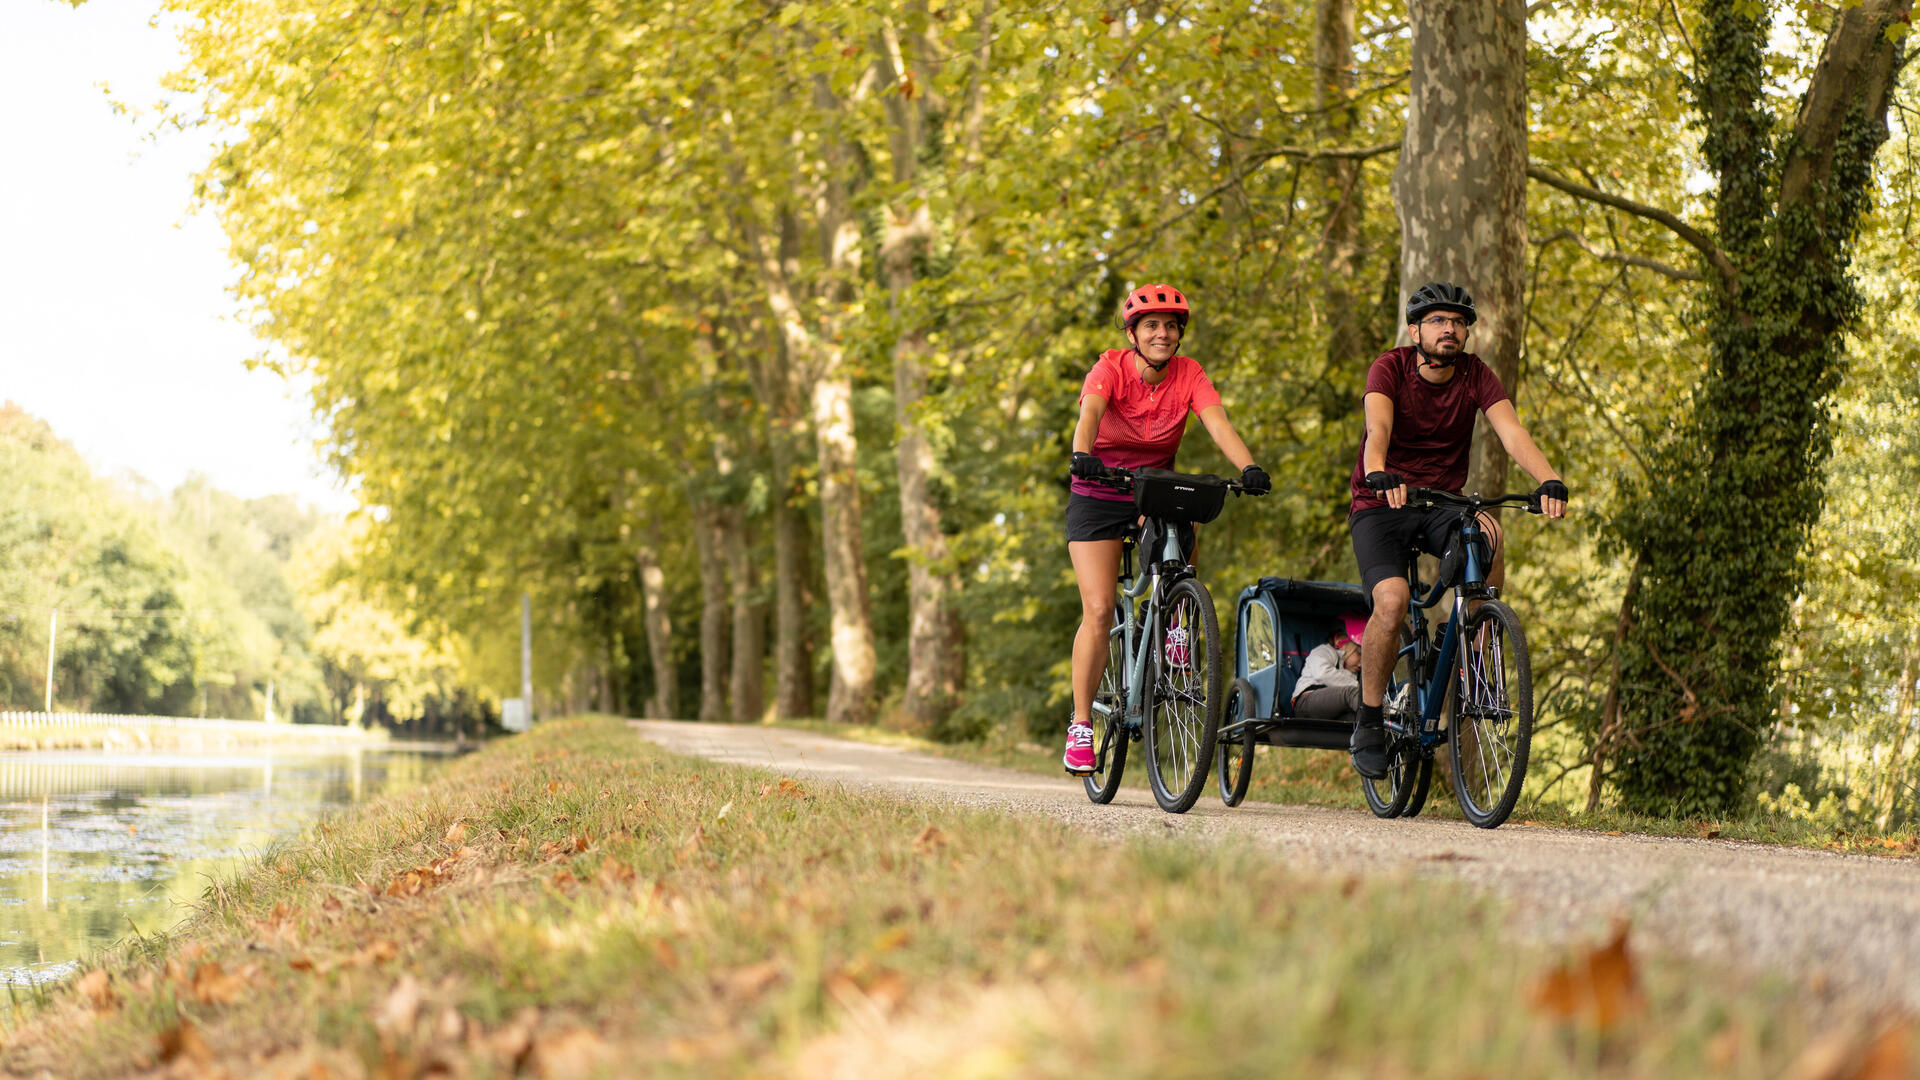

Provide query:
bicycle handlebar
left=1083, top=463, right=1249, bottom=495
left=1404, top=487, right=1544, bottom=515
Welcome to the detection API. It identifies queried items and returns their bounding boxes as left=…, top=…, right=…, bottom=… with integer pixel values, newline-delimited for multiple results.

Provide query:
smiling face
left=1126, top=313, right=1185, bottom=367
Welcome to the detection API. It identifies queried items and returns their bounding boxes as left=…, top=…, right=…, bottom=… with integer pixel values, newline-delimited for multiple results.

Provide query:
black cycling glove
left=1364, top=471, right=1404, bottom=493
left=1535, top=479, right=1569, bottom=503
left=1240, top=464, right=1272, bottom=495
left=1070, top=452, right=1105, bottom=480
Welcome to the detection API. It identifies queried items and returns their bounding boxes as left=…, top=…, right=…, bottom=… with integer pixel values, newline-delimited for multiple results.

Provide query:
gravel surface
left=632, top=720, right=1920, bottom=1010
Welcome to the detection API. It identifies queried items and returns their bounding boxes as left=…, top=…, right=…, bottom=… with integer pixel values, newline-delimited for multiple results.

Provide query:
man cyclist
left=1346, top=281, right=1568, bottom=779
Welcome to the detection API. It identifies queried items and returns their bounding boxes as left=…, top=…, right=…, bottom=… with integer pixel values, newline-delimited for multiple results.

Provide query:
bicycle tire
left=1362, top=742, right=1415, bottom=818
left=1084, top=605, right=1130, bottom=805
left=1146, top=577, right=1221, bottom=813
left=1400, top=752, right=1435, bottom=817
left=1218, top=677, right=1256, bottom=807
left=1448, top=598, right=1532, bottom=828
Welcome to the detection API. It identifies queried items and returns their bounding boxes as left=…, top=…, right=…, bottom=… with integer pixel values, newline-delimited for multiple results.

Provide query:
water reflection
left=0, top=746, right=444, bottom=983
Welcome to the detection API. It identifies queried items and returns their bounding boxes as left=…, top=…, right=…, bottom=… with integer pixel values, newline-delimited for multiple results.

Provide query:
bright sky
left=0, top=0, right=354, bottom=513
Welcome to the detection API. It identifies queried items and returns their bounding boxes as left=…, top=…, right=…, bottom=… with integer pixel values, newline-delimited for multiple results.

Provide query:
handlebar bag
left=1132, top=468, right=1228, bottom=525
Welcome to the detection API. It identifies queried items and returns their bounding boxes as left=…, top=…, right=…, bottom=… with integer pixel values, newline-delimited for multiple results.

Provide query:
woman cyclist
left=1063, top=283, right=1270, bottom=775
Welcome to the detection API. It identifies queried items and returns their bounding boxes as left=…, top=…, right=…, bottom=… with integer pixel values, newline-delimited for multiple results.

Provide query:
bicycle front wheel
left=1449, top=598, right=1533, bottom=828
left=1084, top=605, right=1129, bottom=805
left=1146, top=578, right=1222, bottom=814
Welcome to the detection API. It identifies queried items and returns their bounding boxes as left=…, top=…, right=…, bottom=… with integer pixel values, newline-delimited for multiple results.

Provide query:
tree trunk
left=1875, top=630, right=1920, bottom=830
left=770, top=426, right=815, bottom=718
left=811, top=373, right=879, bottom=725
left=692, top=504, right=731, bottom=723
left=634, top=541, right=678, bottom=719
left=878, top=21, right=966, bottom=733
left=1391, top=0, right=1528, bottom=498
left=1314, top=0, right=1368, bottom=415
left=721, top=504, right=767, bottom=724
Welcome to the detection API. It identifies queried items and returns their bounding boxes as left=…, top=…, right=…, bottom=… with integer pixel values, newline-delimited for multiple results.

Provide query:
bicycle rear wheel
left=1449, top=598, right=1532, bottom=828
left=1146, top=577, right=1221, bottom=813
left=1362, top=635, right=1419, bottom=818
left=1217, top=677, right=1256, bottom=807
left=1084, top=605, right=1130, bottom=805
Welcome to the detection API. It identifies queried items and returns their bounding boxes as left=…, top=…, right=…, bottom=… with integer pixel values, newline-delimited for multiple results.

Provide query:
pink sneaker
left=1063, top=719, right=1096, bottom=775
left=1164, top=626, right=1191, bottom=669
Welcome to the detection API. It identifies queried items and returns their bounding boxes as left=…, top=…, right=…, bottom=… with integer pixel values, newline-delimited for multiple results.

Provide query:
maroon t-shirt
left=1348, top=346, right=1510, bottom=514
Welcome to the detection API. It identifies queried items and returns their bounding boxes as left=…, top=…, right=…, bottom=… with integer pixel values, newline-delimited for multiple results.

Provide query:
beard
left=1415, top=338, right=1461, bottom=367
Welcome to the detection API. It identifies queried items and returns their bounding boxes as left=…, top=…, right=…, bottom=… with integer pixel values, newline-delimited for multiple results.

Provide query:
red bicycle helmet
left=1119, top=283, right=1190, bottom=330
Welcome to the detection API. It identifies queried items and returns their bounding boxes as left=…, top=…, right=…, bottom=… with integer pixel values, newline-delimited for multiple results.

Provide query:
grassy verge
left=774, top=721, right=1920, bottom=857
left=4, top=716, right=1904, bottom=1078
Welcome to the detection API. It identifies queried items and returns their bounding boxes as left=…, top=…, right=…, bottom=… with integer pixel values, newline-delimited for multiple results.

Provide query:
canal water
left=0, top=746, right=445, bottom=984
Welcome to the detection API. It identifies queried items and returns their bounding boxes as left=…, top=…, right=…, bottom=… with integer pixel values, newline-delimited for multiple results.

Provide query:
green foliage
left=1605, top=0, right=1906, bottom=814
left=141, top=0, right=1920, bottom=822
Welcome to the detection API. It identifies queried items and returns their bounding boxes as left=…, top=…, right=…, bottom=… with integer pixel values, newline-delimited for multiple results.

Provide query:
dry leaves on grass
left=1783, top=1018, right=1914, bottom=1080
left=75, top=969, right=116, bottom=1012
left=760, top=779, right=808, bottom=799
left=157, top=1019, right=213, bottom=1065
left=538, top=833, right=592, bottom=861
left=385, top=848, right=473, bottom=897
left=443, top=820, right=468, bottom=845
left=1527, top=920, right=1645, bottom=1032
left=375, top=975, right=425, bottom=1036
left=528, top=1027, right=613, bottom=1077
left=714, top=960, right=785, bottom=1002
left=912, top=825, right=946, bottom=856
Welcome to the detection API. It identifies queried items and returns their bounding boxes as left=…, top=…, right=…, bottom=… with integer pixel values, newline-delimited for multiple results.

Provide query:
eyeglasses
left=1419, top=315, right=1469, bottom=330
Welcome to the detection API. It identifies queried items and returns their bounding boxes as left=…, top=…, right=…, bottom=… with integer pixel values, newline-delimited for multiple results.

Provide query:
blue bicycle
left=1365, top=487, right=1541, bottom=829
left=1082, top=465, right=1247, bottom=813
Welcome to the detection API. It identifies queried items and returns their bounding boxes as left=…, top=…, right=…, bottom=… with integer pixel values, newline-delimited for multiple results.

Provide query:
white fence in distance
left=0, top=712, right=374, bottom=738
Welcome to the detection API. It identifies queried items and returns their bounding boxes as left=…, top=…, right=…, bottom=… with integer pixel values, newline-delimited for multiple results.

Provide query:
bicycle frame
left=1393, top=514, right=1492, bottom=752
left=1093, top=521, right=1190, bottom=737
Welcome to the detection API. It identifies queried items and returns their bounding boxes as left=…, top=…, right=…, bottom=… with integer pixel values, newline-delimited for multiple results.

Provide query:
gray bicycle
left=1081, top=465, right=1248, bottom=814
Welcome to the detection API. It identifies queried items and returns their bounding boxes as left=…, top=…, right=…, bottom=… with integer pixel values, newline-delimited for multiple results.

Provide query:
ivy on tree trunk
left=1605, top=0, right=1910, bottom=814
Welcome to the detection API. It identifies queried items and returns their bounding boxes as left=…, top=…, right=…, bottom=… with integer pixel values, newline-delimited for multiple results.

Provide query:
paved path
left=632, top=720, right=1920, bottom=1009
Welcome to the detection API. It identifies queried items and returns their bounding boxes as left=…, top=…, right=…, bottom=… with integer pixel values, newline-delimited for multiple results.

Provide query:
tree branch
left=1525, top=164, right=1737, bottom=282
left=1533, top=227, right=1703, bottom=281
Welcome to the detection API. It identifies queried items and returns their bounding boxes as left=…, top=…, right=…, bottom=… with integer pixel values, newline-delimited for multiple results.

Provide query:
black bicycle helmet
left=1405, top=281, right=1477, bottom=326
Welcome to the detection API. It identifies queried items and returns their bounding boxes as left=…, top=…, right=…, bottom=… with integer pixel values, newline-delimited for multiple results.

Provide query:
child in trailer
left=1290, top=614, right=1368, bottom=724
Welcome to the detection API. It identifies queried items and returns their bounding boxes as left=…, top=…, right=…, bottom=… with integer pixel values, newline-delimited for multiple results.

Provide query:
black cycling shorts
left=1349, top=505, right=1461, bottom=595
left=1065, top=493, right=1139, bottom=543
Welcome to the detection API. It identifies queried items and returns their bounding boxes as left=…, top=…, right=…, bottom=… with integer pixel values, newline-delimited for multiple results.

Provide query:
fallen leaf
left=1782, top=1020, right=1912, bottom=1080
left=354, top=940, right=400, bottom=968
left=550, top=869, right=579, bottom=891
left=289, top=955, right=320, bottom=974
left=188, top=961, right=251, bottom=1005
left=598, top=857, right=635, bottom=885
left=716, top=960, right=783, bottom=1000
left=912, top=825, right=946, bottom=855
left=75, top=969, right=116, bottom=1011
left=677, top=827, right=706, bottom=861
left=444, top=821, right=468, bottom=845
left=761, top=778, right=808, bottom=799
left=531, top=1027, right=612, bottom=1078
left=375, top=975, right=423, bottom=1034
left=1527, top=920, right=1645, bottom=1032
left=487, top=1009, right=540, bottom=1069
left=157, top=1019, right=213, bottom=1064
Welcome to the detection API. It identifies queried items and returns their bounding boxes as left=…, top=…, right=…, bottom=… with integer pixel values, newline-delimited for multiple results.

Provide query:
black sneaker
left=1350, top=720, right=1389, bottom=780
